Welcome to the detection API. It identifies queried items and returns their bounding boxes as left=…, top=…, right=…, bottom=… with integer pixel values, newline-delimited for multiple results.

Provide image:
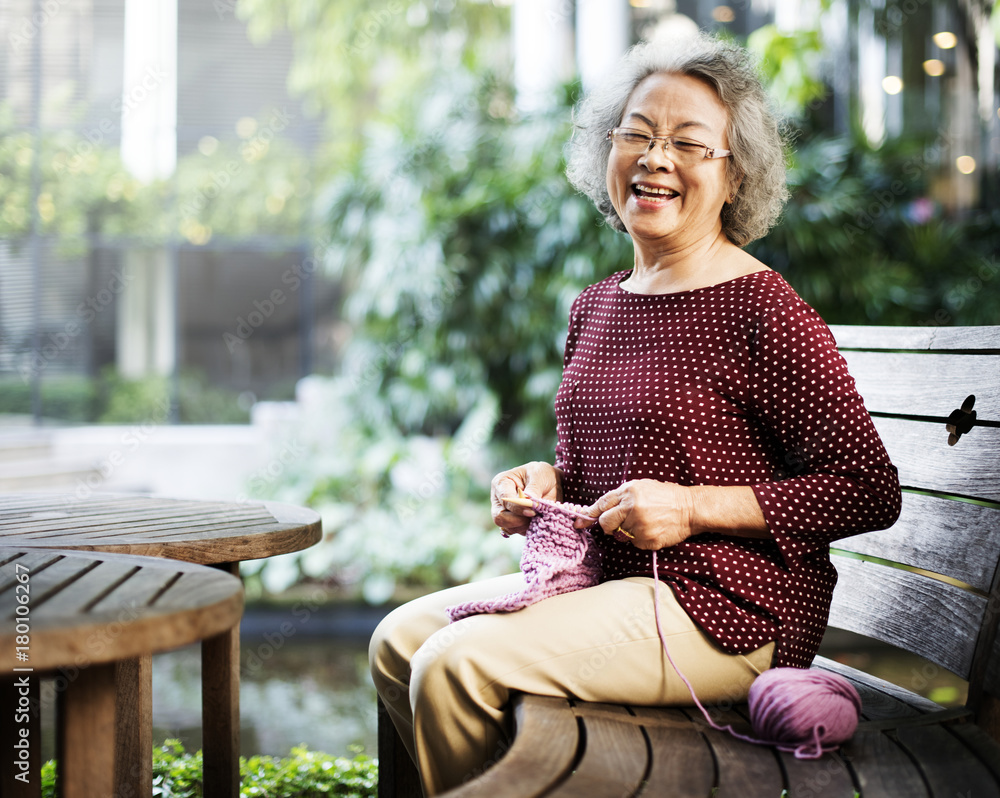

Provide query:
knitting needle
left=504, top=495, right=598, bottom=525
left=503, top=496, right=537, bottom=510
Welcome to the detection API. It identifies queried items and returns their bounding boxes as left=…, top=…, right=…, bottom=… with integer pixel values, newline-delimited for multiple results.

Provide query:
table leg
left=0, top=673, right=41, bottom=798
left=114, top=655, right=152, bottom=797
left=202, top=561, right=241, bottom=798
left=56, top=663, right=115, bottom=798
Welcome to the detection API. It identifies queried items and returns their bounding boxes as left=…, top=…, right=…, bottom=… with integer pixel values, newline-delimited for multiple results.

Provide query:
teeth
left=635, top=184, right=677, bottom=197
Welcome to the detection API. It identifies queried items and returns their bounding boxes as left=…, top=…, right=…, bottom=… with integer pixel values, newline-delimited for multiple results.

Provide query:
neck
left=625, top=230, right=739, bottom=295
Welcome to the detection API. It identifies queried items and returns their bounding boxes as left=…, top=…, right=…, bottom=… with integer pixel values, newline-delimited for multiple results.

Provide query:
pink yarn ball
left=748, top=668, right=862, bottom=758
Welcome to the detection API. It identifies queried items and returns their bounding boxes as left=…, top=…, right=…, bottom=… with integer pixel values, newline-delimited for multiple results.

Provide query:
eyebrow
left=625, top=111, right=713, bottom=133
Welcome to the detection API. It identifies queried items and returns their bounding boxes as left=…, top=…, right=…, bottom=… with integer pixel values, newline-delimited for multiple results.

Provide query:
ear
left=726, top=174, right=744, bottom=204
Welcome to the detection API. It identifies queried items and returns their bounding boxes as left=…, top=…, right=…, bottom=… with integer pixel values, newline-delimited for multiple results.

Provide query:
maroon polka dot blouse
left=554, top=269, right=901, bottom=668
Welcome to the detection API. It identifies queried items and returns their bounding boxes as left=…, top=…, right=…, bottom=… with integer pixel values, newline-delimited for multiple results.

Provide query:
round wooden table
left=0, top=493, right=323, bottom=798
left=0, top=546, right=245, bottom=798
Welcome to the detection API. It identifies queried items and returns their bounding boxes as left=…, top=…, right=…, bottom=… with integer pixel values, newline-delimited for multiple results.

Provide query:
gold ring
left=614, top=526, right=634, bottom=541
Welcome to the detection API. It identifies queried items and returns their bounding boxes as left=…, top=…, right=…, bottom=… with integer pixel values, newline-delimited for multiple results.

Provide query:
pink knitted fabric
left=446, top=498, right=603, bottom=622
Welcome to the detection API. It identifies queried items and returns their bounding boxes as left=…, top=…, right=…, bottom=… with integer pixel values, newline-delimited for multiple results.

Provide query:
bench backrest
left=826, top=325, right=1000, bottom=737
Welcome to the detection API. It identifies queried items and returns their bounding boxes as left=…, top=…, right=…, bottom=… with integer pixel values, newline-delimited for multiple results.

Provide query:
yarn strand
left=651, top=550, right=763, bottom=747
left=448, top=497, right=861, bottom=758
left=652, top=550, right=860, bottom=758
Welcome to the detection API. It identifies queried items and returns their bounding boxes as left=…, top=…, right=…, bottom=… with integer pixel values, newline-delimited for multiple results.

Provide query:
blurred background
left=1, top=0, right=997, bottom=766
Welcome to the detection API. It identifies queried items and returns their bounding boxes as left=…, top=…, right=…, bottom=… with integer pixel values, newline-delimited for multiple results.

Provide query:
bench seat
left=440, top=655, right=1000, bottom=798
left=380, top=324, right=1000, bottom=798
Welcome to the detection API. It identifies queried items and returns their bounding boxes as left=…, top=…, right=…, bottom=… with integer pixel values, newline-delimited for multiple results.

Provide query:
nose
left=637, top=139, right=676, bottom=171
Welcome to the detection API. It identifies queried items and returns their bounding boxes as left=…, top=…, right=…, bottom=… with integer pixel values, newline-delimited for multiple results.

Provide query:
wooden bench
left=379, top=324, right=1000, bottom=797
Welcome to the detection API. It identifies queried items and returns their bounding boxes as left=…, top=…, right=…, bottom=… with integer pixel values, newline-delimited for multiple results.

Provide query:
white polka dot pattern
left=553, top=270, right=901, bottom=668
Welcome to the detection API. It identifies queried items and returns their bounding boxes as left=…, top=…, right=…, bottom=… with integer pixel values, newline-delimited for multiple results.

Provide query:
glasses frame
left=606, top=127, right=731, bottom=162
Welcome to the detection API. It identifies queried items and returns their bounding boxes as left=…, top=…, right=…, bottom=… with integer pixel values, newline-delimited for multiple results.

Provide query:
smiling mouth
left=632, top=184, right=679, bottom=201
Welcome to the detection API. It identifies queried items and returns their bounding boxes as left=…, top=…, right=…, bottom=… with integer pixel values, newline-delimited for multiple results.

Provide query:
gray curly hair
left=565, top=32, right=789, bottom=247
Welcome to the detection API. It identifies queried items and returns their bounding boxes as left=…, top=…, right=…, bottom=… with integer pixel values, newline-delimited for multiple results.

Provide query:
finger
left=502, top=496, right=537, bottom=517
left=491, top=475, right=520, bottom=500
left=599, top=506, right=632, bottom=535
left=578, top=484, right=631, bottom=530
left=494, top=512, right=530, bottom=535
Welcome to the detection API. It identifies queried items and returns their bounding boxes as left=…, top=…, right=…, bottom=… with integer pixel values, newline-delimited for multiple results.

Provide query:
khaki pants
left=369, top=573, right=774, bottom=796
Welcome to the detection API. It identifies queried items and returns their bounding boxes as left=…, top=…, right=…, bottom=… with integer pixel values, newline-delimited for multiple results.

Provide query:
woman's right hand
left=490, top=462, right=563, bottom=536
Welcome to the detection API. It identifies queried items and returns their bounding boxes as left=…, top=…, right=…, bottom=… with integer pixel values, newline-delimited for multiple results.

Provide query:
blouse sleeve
left=553, top=295, right=583, bottom=474
left=747, top=302, right=901, bottom=568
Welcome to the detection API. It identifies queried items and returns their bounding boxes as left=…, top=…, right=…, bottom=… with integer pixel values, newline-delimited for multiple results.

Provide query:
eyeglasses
left=606, top=127, right=731, bottom=164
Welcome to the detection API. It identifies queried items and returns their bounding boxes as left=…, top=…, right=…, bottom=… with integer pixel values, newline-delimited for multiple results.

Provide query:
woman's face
left=606, top=71, right=733, bottom=249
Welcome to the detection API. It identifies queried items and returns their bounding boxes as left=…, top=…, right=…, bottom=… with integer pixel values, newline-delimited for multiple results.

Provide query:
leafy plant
left=241, top=376, right=520, bottom=602
left=749, top=129, right=1000, bottom=326
left=0, top=375, right=98, bottom=421
left=40, top=741, right=378, bottom=797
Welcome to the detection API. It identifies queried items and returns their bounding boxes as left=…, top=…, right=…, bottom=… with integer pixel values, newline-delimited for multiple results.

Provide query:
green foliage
left=234, top=0, right=510, bottom=173
left=750, top=131, right=1000, bottom=326
left=0, top=108, right=165, bottom=241
left=40, top=741, right=377, bottom=797
left=96, top=369, right=251, bottom=425
left=323, top=69, right=631, bottom=452
left=173, top=133, right=314, bottom=245
left=0, top=369, right=249, bottom=424
left=0, top=375, right=98, bottom=421
left=97, top=369, right=173, bottom=423
left=0, top=102, right=312, bottom=244
left=241, top=376, right=520, bottom=601
left=747, top=24, right=828, bottom=117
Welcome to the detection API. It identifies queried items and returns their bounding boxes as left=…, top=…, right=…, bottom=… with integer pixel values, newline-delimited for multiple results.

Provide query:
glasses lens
left=611, top=129, right=708, bottom=163
left=670, top=139, right=709, bottom=161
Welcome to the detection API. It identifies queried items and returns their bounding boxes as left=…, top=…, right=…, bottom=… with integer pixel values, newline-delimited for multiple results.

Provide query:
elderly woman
left=370, top=32, right=901, bottom=796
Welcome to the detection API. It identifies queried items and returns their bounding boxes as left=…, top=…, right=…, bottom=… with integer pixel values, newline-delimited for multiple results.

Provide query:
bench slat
left=631, top=706, right=715, bottom=797
left=894, top=724, right=1000, bottom=797
left=838, top=730, right=931, bottom=798
left=947, top=724, right=1000, bottom=783
left=872, top=416, right=1000, bottom=502
left=830, top=324, right=1000, bottom=351
left=697, top=708, right=785, bottom=797
left=726, top=702, right=859, bottom=796
left=828, top=556, right=984, bottom=678
left=545, top=703, right=647, bottom=798
left=835, top=492, right=1000, bottom=592
left=776, top=749, right=856, bottom=798
left=842, top=351, right=1000, bottom=421
left=813, top=656, right=941, bottom=718
left=438, top=694, right=580, bottom=798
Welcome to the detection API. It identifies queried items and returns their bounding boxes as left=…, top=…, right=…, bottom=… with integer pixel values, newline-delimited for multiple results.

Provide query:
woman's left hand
left=575, top=479, right=696, bottom=550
